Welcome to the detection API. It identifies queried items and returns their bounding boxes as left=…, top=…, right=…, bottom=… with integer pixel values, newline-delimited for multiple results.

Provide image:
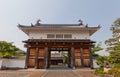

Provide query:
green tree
left=0, top=41, right=19, bottom=58
left=92, top=42, right=103, bottom=58
left=95, top=18, right=120, bottom=76
left=108, top=43, right=120, bottom=64
left=105, top=18, right=120, bottom=64
left=96, top=55, right=109, bottom=67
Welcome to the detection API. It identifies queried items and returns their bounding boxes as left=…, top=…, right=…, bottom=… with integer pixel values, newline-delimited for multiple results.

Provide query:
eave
left=18, top=24, right=100, bottom=36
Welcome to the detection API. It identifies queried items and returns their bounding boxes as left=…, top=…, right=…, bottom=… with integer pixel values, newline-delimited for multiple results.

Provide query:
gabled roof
left=18, top=23, right=100, bottom=36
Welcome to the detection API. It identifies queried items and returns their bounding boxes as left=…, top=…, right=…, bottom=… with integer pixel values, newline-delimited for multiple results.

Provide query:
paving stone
left=41, top=70, right=81, bottom=77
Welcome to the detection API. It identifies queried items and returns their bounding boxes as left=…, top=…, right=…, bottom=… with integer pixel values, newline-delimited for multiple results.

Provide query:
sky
left=0, top=0, right=120, bottom=54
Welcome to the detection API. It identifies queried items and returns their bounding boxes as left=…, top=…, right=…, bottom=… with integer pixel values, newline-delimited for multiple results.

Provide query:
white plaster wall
left=72, top=32, right=89, bottom=39
left=1, top=59, right=25, bottom=68
left=0, top=59, right=2, bottom=69
left=93, top=59, right=99, bottom=68
left=29, top=29, right=90, bottom=39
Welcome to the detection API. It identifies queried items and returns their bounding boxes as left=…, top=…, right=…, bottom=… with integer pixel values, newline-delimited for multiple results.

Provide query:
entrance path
left=41, top=70, right=81, bottom=77
left=0, top=68, right=112, bottom=77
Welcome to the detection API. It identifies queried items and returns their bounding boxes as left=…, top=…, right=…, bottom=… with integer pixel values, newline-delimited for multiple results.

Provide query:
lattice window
left=56, top=34, right=63, bottom=38
left=47, top=34, right=72, bottom=39
left=47, top=34, right=55, bottom=38
left=64, top=34, right=72, bottom=38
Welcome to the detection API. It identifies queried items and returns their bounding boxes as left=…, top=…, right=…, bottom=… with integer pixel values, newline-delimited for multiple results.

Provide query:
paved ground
left=0, top=71, right=31, bottom=77
left=48, top=65, right=71, bottom=70
left=0, top=70, right=81, bottom=77
left=41, top=70, right=81, bottom=77
left=0, top=69, right=45, bottom=77
left=0, top=68, right=114, bottom=77
left=75, top=69, right=100, bottom=77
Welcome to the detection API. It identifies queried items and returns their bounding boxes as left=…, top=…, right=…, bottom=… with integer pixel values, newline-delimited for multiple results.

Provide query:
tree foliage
left=96, top=18, right=120, bottom=68
left=105, top=18, right=120, bottom=64
left=0, top=41, right=19, bottom=58
left=92, top=42, right=103, bottom=57
left=105, top=18, right=120, bottom=51
left=95, top=18, right=120, bottom=76
left=108, top=44, right=120, bottom=64
left=96, top=55, right=109, bottom=67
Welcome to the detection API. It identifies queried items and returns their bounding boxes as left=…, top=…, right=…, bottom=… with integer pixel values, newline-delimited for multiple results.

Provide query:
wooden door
left=83, top=48, right=90, bottom=67
left=28, top=47, right=36, bottom=67
left=74, top=48, right=81, bottom=67
left=38, top=48, right=45, bottom=69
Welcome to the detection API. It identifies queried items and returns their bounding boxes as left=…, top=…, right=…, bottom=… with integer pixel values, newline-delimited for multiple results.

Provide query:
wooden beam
left=35, top=48, right=39, bottom=69
left=24, top=39, right=95, bottom=44
left=25, top=47, right=30, bottom=69
left=89, top=48, right=93, bottom=69
left=47, top=50, right=51, bottom=68
left=71, top=47, right=75, bottom=69
left=68, top=50, right=71, bottom=68
left=80, top=48, right=84, bottom=67
left=44, top=47, right=48, bottom=69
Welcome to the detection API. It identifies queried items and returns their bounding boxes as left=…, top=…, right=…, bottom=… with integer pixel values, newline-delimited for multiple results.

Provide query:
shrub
left=108, top=67, right=120, bottom=77
left=114, top=64, right=120, bottom=68
left=94, top=68, right=105, bottom=74
left=116, top=72, right=120, bottom=77
left=15, top=53, right=25, bottom=56
left=108, top=68, right=118, bottom=74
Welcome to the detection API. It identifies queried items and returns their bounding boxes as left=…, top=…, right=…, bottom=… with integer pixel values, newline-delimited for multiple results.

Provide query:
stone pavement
left=75, top=69, right=100, bottom=77
left=0, top=71, right=31, bottom=77
left=41, top=70, right=81, bottom=77
left=0, top=69, right=45, bottom=77
left=0, top=68, right=113, bottom=77
left=0, top=70, right=81, bottom=77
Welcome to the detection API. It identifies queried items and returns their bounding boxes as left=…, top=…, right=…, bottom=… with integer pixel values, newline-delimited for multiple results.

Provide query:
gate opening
left=48, top=48, right=71, bottom=69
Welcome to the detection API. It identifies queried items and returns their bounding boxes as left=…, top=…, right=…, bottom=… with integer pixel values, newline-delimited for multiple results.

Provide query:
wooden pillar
left=44, top=47, right=48, bottom=69
left=71, top=47, right=75, bottom=69
left=80, top=48, right=84, bottom=67
left=89, top=48, right=93, bottom=69
left=47, top=50, right=50, bottom=68
left=35, top=48, right=39, bottom=69
left=25, top=47, right=30, bottom=69
left=68, top=50, right=71, bottom=68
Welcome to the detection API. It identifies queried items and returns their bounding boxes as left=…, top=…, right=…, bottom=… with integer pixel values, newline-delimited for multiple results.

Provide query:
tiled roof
left=18, top=23, right=100, bottom=36
left=18, top=23, right=86, bottom=28
left=18, top=23, right=100, bottom=29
